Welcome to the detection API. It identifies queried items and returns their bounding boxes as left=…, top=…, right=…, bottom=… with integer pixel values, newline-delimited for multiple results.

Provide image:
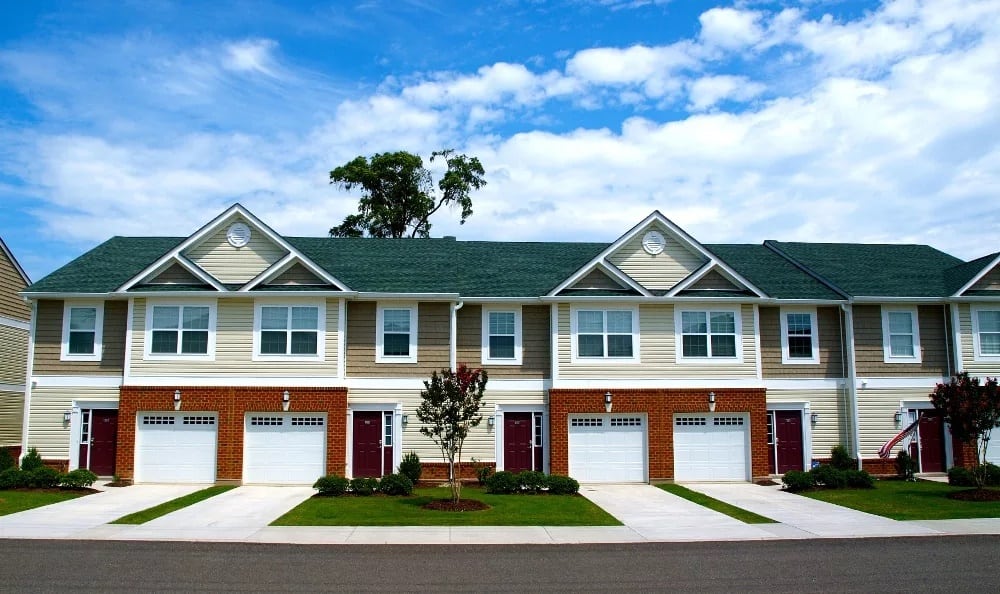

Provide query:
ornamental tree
left=929, top=372, right=1000, bottom=489
left=416, top=364, right=488, bottom=503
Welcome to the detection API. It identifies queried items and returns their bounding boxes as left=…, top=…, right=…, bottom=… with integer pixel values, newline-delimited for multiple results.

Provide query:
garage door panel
left=244, top=414, right=326, bottom=485
left=568, top=415, right=646, bottom=483
left=986, top=435, right=999, bottom=466
left=135, top=413, right=217, bottom=484
left=674, top=415, right=748, bottom=482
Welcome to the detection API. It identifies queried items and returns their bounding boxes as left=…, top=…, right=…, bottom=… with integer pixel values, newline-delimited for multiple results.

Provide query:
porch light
left=604, top=391, right=613, bottom=413
left=487, top=416, right=494, bottom=428
left=708, top=392, right=716, bottom=413
left=62, top=410, right=72, bottom=424
left=811, top=413, right=819, bottom=424
left=173, top=389, right=182, bottom=411
left=402, top=414, right=409, bottom=426
left=282, top=390, right=290, bottom=412
left=893, top=411, right=902, bottom=425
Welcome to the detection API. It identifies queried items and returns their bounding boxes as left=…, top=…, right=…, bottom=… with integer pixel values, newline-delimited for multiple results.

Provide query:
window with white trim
left=376, top=304, right=417, bottom=363
left=780, top=308, right=819, bottom=364
left=253, top=302, right=325, bottom=360
left=972, top=307, right=1000, bottom=359
left=481, top=307, right=522, bottom=365
left=146, top=304, right=214, bottom=357
left=571, top=308, right=637, bottom=361
left=881, top=307, right=921, bottom=363
left=61, top=303, right=103, bottom=361
left=676, top=308, right=741, bottom=361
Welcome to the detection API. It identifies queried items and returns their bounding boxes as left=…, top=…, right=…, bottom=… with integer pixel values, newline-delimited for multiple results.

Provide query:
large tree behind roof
left=329, top=149, right=486, bottom=238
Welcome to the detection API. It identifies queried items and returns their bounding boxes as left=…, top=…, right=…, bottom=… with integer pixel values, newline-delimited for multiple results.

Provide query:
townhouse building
left=0, top=237, right=31, bottom=458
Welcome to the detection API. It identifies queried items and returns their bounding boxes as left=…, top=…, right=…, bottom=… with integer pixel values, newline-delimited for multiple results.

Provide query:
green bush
left=781, top=470, right=815, bottom=492
left=313, top=474, right=350, bottom=496
left=984, top=463, right=1000, bottom=486
left=830, top=445, right=856, bottom=471
left=399, top=451, right=422, bottom=485
left=517, top=470, right=547, bottom=493
left=545, top=475, right=579, bottom=495
left=61, top=469, right=99, bottom=489
left=845, top=469, right=875, bottom=489
left=350, top=477, right=380, bottom=496
left=25, top=467, right=61, bottom=488
left=0, top=448, right=16, bottom=472
left=378, top=473, right=413, bottom=496
left=0, top=467, right=26, bottom=489
left=475, top=463, right=494, bottom=486
left=20, top=448, right=44, bottom=472
left=484, top=470, right=519, bottom=494
left=948, top=466, right=976, bottom=487
left=810, top=464, right=847, bottom=488
left=895, top=451, right=917, bottom=481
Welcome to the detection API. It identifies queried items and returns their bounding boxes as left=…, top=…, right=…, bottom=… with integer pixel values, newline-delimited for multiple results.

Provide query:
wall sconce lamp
left=63, top=410, right=72, bottom=424
left=282, top=390, right=290, bottom=412
left=604, top=391, right=613, bottom=413
left=487, top=416, right=495, bottom=428
left=810, top=412, right=819, bottom=424
left=708, top=391, right=716, bottom=412
left=893, top=411, right=902, bottom=425
left=173, top=389, right=182, bottom=411
left=402, top=414, right=409, bottom=426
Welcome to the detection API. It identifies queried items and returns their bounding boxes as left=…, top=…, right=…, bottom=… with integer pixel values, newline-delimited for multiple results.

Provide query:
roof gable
left=184, top=214, right=288, bottom=284
left=947, top=252, right=1000, bottom=297
left=606, top=219, right=707, bottom=291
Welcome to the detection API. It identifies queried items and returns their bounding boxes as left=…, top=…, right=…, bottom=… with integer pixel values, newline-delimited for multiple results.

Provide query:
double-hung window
left=61, top=303, right=103, bottom=361
left=780, top=308, right=819, bottom=364
left=882, top=307, right=921, bottom=363
left=147, top=304, right=213, bottom=357
left=254, top=302, right=324, bottom=359
left=677, top=308, right=741, bottom=361
left=377, top=305, right=417, bottom=363
left=572, top=308, right=637, bottom=361
left=482, top=308, right=522, bottom=365
left=973, top=307, right=1000, bottom=359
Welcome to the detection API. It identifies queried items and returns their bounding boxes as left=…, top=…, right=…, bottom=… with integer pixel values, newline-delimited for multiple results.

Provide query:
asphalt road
left=1, top=536, right=998, bottom=592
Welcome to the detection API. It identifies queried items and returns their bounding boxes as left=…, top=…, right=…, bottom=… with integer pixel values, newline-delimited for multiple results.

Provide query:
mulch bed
left=422, top=499, right=491, bottom=512
left=947, top=488, right=1000, bottom=502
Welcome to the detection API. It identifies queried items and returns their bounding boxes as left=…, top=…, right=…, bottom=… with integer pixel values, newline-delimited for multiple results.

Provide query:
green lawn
left=272, top=486, right=621, bottom=526
left=657, top=483, right=776, bottom=524
left=0, top=489, right=89, bottom=516
left=110, top=485, right=236, bottom=524
left=801, top=480, right=1000, bottom=520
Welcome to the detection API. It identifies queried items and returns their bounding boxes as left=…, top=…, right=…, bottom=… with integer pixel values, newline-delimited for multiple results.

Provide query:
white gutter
left=840, top=303, right=862, bottom=469
left=19, top=301, right=37, bottom=462
left=450, top=300, right=463, bottom=371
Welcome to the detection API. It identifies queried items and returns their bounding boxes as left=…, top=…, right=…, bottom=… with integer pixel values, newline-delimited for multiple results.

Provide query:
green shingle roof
left=944, top=252, right=999, bottom=295
left=26, top=237, right=184, bottom=293
left=706, top=244, right=843, bottom=300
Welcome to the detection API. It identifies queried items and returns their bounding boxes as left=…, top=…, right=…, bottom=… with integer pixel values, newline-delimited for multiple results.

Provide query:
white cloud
left=699, top=7, right=765, bottom=50
left=687, top=75, right=765, bottom=111
left=222, top=39, right=279, bottom=75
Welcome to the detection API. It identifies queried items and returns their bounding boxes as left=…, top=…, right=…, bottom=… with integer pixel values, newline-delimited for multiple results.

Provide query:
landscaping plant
left=313, top=474, right=350, bottom=496
left=930, top=372, right=1000, bottom=489
left=19, top=448, right=44, bottom=472
left=0, top=448, right=16, bottom=472
left=378, top=473, right=414, bottom=496
left=349, top=477, right=380, bottom=496
left=895, top=450, right=917, bottom=481
left=399, top=451, right=422, bottom=485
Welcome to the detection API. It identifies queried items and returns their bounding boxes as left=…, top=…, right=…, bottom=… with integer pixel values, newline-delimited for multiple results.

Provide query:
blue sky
left=1, top=0, right=998, bottom=281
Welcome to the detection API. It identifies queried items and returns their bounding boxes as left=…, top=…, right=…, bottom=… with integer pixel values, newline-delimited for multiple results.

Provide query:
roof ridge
left=762, top=241, right=850, bottom=299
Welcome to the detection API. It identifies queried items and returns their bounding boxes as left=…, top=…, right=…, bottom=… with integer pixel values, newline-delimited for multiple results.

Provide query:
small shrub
left=350, top=477, right=380, bottom=496
left=810, top=464, right=847, bottom=489
left=782, top=470, right=815, bottom=492
left=20, top=448, right=44, bottom=472
left=473, top=460, right=494, bottom=486
left=61, top=469, right=99, bottom=489
left=895, top=451, right=917, bottom=481
left=313, top=474, right=349, bottom=496
left=25, top=467, right=61, bottom=488
left=545, top=475, right=580, bottom=495
left=484, top=470, right=519, bottom=494
left=829, top=445, right=856, bottom=471
left=845, top=469, right=875, bottom=489
left=399, top=451, right=422, bottom=485
left=517, top=470, right=547, bottom=493
left=379, top=473, right=414, bottom=496
left=983, top=463, right=1000, bottom=487
left=0, top=467, right=25, bottom=489
left=0, top=448, right=16, bottom=472
left=948, top=466, right=976, bottom=487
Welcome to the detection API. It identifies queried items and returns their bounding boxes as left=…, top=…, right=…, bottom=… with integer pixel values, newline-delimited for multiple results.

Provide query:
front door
left=88, top=409, right=118, bottom=476
left=504, top=412, right=533, bottom=473
left=774, top=411, right=804, bottom=474
left=353, top=411, right=383, bottom=477
left=918, top=410, right=945, bottom=472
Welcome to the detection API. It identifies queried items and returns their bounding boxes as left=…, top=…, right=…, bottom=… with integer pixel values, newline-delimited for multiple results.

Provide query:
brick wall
left=549, top=388, right=769, bottom=481
left=117, top=386, right=347, bottom=483
left=420, top=462, right=492, bottom=481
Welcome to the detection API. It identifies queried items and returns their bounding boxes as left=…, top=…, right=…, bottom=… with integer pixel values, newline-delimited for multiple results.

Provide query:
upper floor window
left=781, top=308, right=819, bottom=364
left=676, top=308, right=742, bottom=361
left=882, top=307, right=921, bottom=363
left=146, top=304, right=214, bottom=358
left=61, top=303, right=103, bottom=361
left=482, top=307, right=522, bottom=365
left=253, top=302, right=325, bottom=360
left=972, top=307, right=1000, bottom=359
left=571, top=308, right=638, bottom=361
left=376, top=304, right=417, bottom=363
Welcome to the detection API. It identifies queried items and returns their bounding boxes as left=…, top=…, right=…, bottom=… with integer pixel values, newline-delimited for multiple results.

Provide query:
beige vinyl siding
left=767, top=388, right=849, bottom=459
left=148, top=263, right=202, bottom=284
left=346, top=302, right=450, bottom=377
left=569, top=269, right=628, bottom=291
left=269, top=263, right=325, bottom=285
left=185, top=217, right=287, bottom=284
left=0, top=389, right=24, bottom=446
left=130, top=298, right=341, bottom=376
left=760, top=306, right=845, bottom=378
left=455, top=305, right=550, bottom=378
left=853, top=305, right=950, bottom=377
left=0, top=324, right=28, bottom=384
left=556, top=303, right=758, bottom=379
left=26, top=385, right=119, bottom=459
left=970, top=266, right=1000, bottom=291
left=958, top=303, right=1000, bottom=376
left=607, top=223, right=707, bottom=291
left=688, top=269, right=741, bottom=291
left=856, top=386, right=937, bottom=459
left=32, top=300, right=127, bottom=376
left=0, top=250, right=30, bottom=321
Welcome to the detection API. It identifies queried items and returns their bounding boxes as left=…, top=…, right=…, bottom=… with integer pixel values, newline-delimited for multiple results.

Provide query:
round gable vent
left=226, top=223, right=252, bottom=248
left=642, top=230, right=666, bottom=255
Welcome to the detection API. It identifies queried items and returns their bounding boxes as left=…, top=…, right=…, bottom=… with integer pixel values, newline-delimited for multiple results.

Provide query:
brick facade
left=420, top=462, right=492, bottom=481
left=549, top=388, right=769, bottom=481
left=117, top=386, right=348, bottom=483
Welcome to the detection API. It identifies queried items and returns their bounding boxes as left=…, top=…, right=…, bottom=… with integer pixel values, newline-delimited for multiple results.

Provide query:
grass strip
left=0, top=489, right=88, bottom=516
left=658, top=483, right=776, bottom=524
left=110, top=485, right=236, bottom=524
left=801, top=479, right=1000, bottom=520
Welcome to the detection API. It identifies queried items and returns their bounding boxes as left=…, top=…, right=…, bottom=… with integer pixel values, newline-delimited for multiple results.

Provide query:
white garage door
left=244, top=414, right=326, bottom=485
left=674, top=415, right=749, bottom=481
left=986, top=434, right=1000, bottom=466
left=568, top=415, right=646, bottom=483
left=135, top=413, right=217, bottom=483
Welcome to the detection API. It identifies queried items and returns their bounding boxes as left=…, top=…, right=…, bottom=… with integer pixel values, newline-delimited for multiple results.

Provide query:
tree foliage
left=416, top=364, right=488, bottom=503
left=329, top=149, right=486, bottom=238
left=930, top=372, right=1000, bottom=489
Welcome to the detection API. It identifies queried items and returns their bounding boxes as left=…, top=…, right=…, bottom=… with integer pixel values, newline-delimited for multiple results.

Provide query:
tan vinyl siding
left=269, top=263, right=326, bottom=285
left=130, top=298, right=341, bottom=377
left=0, top=389, right=24, bottom=446
left=569, top=269, right=627, bottom=291
left=856, top=386, right=937, bottom=459
left=853, top=305, right=949, bottom=377
left=148, top=263, right=202, bottom=284
left=185, top=217, right=287, bottom=284
left=970, top=266, right=1000, bottom=291
left=346, top=302, right=450, bottom=377
left=0, top=249, right=30, bottom=321
left=0, top=324, right=28, bottom=384
left=556, top=303, right=758, bottom=379
left=455, top=305, right=550, bottom=378
left=958, top=303, right=1000, bottom=376
left=27, top=385, right=119, bottom=459
left=760, top=306, right=845, bottom=379
left=32, top=300, right=127, bottom=376
left=607, top=223, right=707, bottom=291
left=767, top=388, right=849, bottom=459
left=688, top=269, right=741, bottom=291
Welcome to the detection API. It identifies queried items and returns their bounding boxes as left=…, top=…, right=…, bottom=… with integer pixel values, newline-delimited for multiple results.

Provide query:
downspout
left=841, top=303, right=862, bottom=470
left=19, top=300, right=37, bottom=462
left=450, top=300, right=463, bottom=372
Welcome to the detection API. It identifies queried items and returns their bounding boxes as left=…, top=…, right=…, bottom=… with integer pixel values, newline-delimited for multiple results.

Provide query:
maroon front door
left=773, top=411, right=804, bottom=474
left=504, top=412, right=533, bottom=473
left=88, top=410, right=118, bottom=476
left=918, top=410, right=946, bottom=472
left=353, top=411, right=383, bottom=477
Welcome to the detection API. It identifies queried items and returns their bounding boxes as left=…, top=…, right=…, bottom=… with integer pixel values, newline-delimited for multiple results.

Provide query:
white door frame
left=493, top=404, right=548, bottom=473
left=346, top=402, right=403, bottom=478
left=901, top=400, right=953, bottom=471
left=68, top=400, right=119, bottom=471
left=766, top=402, right=812, bottom=473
